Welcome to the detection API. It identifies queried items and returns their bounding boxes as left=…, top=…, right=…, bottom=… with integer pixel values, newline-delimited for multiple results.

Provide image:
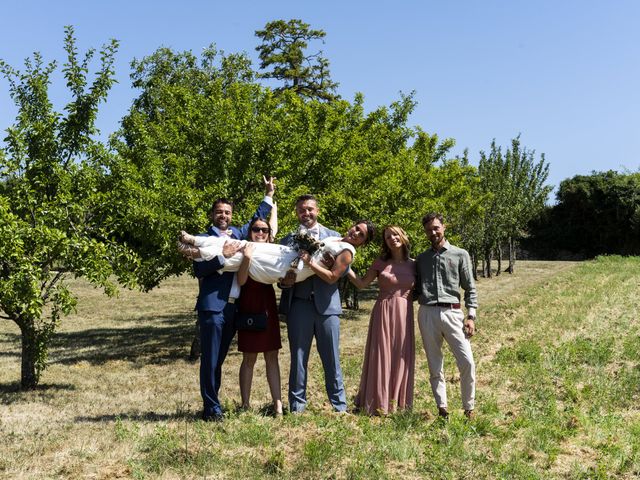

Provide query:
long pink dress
left=355, top=258, right=415, bottom=415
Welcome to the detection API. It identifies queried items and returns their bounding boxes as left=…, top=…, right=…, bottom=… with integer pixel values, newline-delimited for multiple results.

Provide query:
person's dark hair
left=248, top=217, right=272, bottom=239
left=295, top=194, right=318, bottom=206
left=380, top=225, right=411, bottom=261
left=421, top=212, right=445, bottom=226
left=355, top=219, right=376, bottom=245
left=209, top=197, right=235, bottom=214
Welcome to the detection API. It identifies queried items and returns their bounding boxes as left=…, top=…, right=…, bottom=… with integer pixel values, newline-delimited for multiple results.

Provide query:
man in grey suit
left=279, top=195, right=372, bottom=413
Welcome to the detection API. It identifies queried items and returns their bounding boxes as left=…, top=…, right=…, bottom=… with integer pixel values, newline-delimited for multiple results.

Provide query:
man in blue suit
left=195, top=177, right=274, bottom=422
left=279, top=195, right=356, bottom=413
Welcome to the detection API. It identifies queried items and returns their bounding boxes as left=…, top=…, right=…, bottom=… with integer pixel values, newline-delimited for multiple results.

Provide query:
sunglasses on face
left=251, top=226, right=270, bottom=234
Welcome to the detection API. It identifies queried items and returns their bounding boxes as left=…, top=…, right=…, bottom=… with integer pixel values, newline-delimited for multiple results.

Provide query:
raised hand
left=263, top=175, right=276, bottom=197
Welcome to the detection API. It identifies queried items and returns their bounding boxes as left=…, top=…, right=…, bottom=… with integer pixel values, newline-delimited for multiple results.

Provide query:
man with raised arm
left=194, top=176, right=274, bottom=422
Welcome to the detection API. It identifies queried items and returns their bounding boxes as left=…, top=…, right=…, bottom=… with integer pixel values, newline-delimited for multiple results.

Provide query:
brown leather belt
left=429, top=302, right=461, bottom=309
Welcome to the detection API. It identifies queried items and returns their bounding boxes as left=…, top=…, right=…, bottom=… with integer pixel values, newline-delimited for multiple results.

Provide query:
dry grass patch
left=3, top=259, right=640, bottom=478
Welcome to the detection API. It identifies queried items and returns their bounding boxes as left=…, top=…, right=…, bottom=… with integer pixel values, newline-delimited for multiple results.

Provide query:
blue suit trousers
left=199, top=303, right=237, bottom=416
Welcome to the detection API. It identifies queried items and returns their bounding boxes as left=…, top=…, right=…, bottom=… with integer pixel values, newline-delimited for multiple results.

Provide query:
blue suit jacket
left=193, top=200, right=272, bottom=312
left=279, top=224, right=343, bottom=316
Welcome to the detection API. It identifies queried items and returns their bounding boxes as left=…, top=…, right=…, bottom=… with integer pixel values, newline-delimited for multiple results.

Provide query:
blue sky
left=2, top=1, right=639, bottom=195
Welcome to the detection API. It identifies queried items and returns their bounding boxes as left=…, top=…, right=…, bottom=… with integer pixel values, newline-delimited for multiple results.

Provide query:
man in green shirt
left=415, top=213, right=477, bottom=419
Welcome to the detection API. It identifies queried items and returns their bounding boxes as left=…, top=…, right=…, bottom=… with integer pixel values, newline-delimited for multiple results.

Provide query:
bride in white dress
left=178, top=221, right=373, bottom=284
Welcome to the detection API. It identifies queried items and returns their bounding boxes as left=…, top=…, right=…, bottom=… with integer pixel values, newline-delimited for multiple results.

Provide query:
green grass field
left=1, top=258, right=639, bottom=479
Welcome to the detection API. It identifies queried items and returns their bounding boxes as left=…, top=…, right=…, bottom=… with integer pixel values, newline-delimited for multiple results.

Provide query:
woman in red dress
left=236, top=217, right=283, bottom=416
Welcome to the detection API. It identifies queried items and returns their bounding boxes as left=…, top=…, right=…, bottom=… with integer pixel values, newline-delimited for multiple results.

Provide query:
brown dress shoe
left=464, top=409, right=475, bottom=420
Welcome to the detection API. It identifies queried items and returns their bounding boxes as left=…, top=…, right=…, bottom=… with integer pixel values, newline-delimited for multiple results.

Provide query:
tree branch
left=41, top=270, right=65, bottom=303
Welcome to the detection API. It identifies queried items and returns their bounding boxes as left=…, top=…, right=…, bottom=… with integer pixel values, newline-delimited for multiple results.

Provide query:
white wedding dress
left=191, top=236, right=356, bottom=284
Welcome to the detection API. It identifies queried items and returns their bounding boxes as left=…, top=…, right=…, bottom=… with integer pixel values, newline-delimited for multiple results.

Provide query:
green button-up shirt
left=415, top=240, right=478, bottom=313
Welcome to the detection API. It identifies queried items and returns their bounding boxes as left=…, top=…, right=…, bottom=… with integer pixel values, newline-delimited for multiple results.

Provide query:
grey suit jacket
left=278, top=224, right=343, bottom=316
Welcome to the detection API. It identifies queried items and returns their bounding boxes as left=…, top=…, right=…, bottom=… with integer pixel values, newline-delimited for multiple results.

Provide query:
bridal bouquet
left=287, top=227, right=325, bottom=269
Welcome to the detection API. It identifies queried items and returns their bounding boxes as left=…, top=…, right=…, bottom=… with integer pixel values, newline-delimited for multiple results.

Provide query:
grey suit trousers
left=287, top=298, right=347, bottom=412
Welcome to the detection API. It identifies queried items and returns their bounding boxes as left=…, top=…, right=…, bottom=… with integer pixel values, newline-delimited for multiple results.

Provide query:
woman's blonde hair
left=380, top=225, right=411, bottom=260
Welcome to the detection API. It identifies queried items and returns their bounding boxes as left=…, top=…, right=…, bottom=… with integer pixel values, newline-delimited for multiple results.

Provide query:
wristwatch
left=466, top=314, right=476, bottom=321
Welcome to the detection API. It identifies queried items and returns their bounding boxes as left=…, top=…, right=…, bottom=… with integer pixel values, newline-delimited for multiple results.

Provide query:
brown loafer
left=464, top=409, right=475, bottom=420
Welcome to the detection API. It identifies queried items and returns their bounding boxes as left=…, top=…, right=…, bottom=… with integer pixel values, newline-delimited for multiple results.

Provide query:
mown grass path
left=1, top=258, right=639, bottom=479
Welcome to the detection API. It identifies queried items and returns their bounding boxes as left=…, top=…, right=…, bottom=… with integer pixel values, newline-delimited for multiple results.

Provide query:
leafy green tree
left=477, top=142, right=511, bottom=276
left=476, top=137, right=550, bottom=276
left=441, top=149, right=487, bottom=280
left=0, top=27, right=137, bottom=388
left=115, top=46, right=479, bottom=299
left=255, top=19, right=339, bottom=101
left=111, top=45, right=287, bottom=289
left=501, top=137, right=551, bottom=272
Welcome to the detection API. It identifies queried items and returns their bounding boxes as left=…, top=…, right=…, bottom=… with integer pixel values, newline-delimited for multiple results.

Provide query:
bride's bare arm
left=299, top=249, right=353, bottom=285
left=347, top=264, right=378, bottom=289
left=236, top=243, right=253, bottom=286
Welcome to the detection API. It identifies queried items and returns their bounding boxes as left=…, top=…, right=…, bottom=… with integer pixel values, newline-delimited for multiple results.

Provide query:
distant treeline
left=524, top=171, right=640, bottom=259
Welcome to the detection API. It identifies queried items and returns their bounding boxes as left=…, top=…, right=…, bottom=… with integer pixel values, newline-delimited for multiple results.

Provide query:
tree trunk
left=340, top=277, right=359, bottom=310
left=484, top=248, right=493, bottom=278
left=470, top=251, right=479, bottom=281
left=496, top=244, right=502, bottom=276
left=20, top=326, right=39, bottom=389
left=507, top=236, right=516, bottom=274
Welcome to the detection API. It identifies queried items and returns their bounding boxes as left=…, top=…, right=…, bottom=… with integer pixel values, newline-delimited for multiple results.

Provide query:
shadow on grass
left=0, top=382, right=77, bottom=405
left=0, top=334, right=20, bottom=359
left=341, top=286, right=378, bottom=321
left=74, top=411, right=196, bottom=423
left=2, top=313, right=199, bottom=367
left=0, top=350, right=20, bottom=358
left=54, top=313, right=198, bottom=365
left=357, top=287, right=379, bottom=303
left=77, top=403, right=287, bottom=423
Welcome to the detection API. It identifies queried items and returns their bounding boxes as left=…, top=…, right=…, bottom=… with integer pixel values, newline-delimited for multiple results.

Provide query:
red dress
left=237, top=278, right=282, bottom=352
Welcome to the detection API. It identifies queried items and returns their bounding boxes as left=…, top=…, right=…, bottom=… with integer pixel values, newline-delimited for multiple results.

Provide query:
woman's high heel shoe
left=177, top=240, right=200, bottom=259
left=179, top=230, right=197, bottom=245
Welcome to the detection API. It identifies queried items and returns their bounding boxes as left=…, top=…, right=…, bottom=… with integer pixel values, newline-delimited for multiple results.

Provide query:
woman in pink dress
left=347, top=225, right=416, bottom=415
left=236, top=217, right=283, bottom=416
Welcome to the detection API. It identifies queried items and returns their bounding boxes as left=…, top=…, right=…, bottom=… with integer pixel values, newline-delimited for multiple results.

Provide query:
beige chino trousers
left=417, top=305, right=475, bottom=411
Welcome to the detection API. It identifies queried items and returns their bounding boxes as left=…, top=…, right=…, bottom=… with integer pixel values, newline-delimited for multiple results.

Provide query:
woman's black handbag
left=235, top=312, right=268, bottom=331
